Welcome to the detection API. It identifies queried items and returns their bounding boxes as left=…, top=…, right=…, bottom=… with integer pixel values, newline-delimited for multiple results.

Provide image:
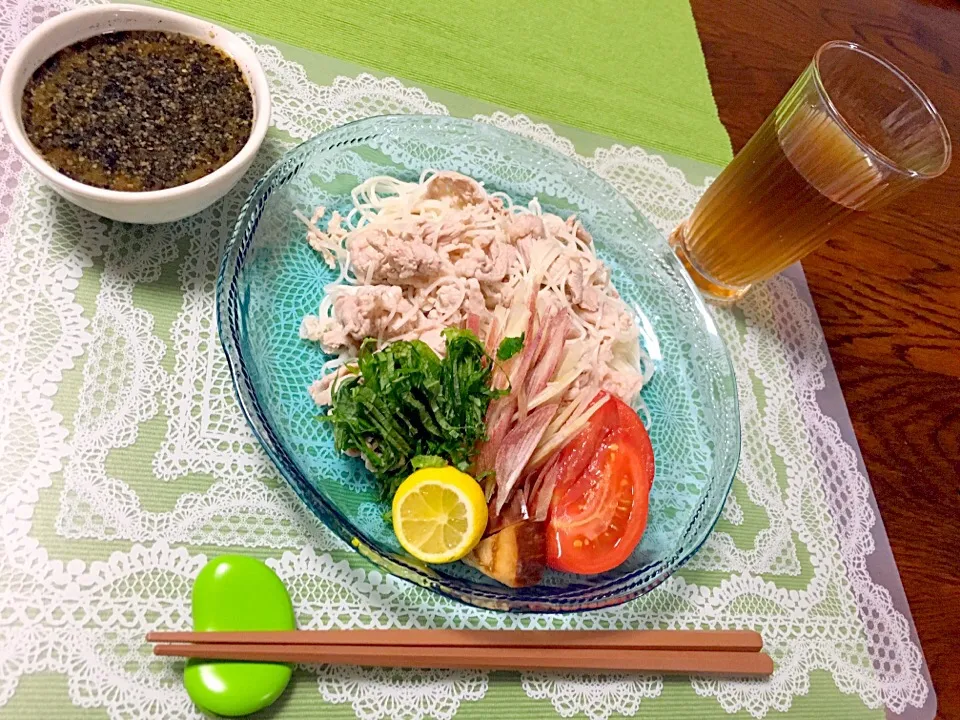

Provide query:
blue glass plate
left=217, top=116, right=739, bottom=612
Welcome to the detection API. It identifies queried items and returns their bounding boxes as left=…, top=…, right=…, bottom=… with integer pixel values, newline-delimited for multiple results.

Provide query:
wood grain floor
left=689, top=1, right=960, bottom=716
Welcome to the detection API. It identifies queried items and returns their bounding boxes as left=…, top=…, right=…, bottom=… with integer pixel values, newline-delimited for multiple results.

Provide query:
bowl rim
left=217, top=115, right=741, bottom=613
left=0, top=3, right=271, bottom=206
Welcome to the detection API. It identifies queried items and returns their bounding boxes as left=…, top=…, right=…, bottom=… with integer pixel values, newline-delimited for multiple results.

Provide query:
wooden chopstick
left=147, top=630, right=772, bottom=676
left=152, top=642, right=774, bottom=676
left=146, top=629, right=764, bottom=653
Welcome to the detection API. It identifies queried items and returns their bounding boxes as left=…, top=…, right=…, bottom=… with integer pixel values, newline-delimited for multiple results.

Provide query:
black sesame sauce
left=21, top=30, right=253, bottom=192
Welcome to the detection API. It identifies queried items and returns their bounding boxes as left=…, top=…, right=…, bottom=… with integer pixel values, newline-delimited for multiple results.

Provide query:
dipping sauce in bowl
left=20, top=30, right=253, bottom=192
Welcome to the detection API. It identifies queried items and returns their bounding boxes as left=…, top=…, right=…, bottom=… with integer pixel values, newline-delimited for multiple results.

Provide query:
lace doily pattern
left=0, top=0, right=927, bottom=718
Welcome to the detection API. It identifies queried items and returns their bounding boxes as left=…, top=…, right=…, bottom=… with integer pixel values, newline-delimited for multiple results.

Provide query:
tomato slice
left=547, top=394, right=619, bottom=490
left=546, top=394, right=654, bottom=575
left=613, top=397, right=655, bottom=492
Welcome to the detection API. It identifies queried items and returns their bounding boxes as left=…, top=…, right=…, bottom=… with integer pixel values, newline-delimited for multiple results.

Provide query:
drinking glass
left=670, top=41, right=951, bottom=304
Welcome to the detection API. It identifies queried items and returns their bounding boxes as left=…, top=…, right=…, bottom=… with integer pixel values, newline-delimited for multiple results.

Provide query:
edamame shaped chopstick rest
left=184, top=556, right=295, bottom=716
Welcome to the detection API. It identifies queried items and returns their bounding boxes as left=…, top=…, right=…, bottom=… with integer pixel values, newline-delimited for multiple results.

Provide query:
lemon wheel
left=391, top=467, right=488, bottom=564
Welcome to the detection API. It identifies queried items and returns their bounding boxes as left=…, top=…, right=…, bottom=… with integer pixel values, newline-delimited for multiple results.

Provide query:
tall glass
left=671, top=41, right=951, bottom=304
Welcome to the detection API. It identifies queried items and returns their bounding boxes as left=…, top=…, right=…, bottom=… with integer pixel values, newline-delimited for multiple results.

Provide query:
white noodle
left=299, top=170, right=653, bottom=420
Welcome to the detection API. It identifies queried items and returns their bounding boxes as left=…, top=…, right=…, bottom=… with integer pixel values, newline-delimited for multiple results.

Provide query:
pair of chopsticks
left=147, top=629, right=773, bottom=676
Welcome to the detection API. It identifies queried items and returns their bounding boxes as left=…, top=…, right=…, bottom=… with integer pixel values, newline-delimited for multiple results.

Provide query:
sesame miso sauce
left=21, top=30, right=253, bottom=192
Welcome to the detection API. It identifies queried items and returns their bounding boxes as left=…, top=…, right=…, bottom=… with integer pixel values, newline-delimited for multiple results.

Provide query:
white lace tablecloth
left=0, top=1, right=931, bottom=718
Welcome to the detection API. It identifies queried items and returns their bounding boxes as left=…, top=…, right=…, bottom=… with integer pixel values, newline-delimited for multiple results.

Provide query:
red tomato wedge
left=546, top=394, right=655, bottom=575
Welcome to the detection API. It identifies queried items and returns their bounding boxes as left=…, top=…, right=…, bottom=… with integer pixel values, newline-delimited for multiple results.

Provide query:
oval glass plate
left=217, top=115, right=739, bottom=612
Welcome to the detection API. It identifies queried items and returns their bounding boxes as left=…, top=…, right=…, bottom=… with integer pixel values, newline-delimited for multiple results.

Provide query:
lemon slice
left=392, top=466, right=488, bottom=564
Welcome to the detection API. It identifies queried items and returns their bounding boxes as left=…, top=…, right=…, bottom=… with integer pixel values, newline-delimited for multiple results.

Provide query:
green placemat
left=154, top=0, right=733, bottom=166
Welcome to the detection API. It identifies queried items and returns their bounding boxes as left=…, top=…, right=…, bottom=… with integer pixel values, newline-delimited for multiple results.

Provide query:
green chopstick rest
left=184, top=555, right=295, bottom=717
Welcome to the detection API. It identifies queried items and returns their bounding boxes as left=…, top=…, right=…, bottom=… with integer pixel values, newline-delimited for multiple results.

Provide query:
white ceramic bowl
left=0, top=4, right=270, bottom=224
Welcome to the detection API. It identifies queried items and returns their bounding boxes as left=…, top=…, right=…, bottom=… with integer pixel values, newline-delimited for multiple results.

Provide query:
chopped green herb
left=323, top=328, right=502, bottom=500
left=411, top=455, right=447, bottom=470
left=497, top=333, right=525, bottom=362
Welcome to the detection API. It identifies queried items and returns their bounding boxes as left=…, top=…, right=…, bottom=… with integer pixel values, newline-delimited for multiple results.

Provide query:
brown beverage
left=671, top=70, right=885, bottom=302
left=671, top=43, right=950, bottom=304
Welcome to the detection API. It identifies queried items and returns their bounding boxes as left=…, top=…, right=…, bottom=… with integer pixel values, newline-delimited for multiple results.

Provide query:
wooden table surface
left=689, top=1, right=960, bottom=717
